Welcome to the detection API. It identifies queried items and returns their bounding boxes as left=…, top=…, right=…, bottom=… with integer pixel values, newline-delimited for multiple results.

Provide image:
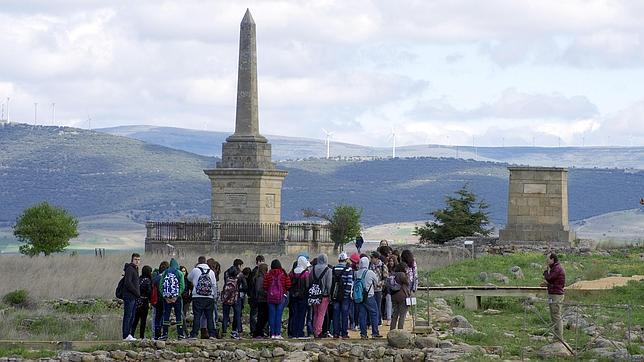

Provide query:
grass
left=420, top=247, right=644, bottom=360
left=0, top=348, right=56, bottom=359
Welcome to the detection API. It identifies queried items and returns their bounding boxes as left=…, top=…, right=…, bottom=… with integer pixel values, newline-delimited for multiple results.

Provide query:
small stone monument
left=499, top=167, right=575, bottom=243
left=204, top=9, right=287, bottom=223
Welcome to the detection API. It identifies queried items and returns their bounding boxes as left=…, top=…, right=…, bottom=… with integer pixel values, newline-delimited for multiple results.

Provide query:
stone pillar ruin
left=499, top=167, right=575, bottom=244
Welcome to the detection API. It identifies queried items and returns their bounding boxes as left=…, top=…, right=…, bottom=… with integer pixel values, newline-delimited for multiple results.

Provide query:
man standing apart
left=188, top=256, right=217, bottom=339
left=122, top=253, right=141, bottom=341
left=541, top=253, right=566, bottom=342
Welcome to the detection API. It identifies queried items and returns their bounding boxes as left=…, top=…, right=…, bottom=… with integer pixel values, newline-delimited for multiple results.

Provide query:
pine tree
left=413, top=185, right=491, bottom=244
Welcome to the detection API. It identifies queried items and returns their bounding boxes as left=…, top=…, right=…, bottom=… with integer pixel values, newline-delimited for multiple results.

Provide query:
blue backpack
left=352, top=270, right=371, bottom=304
left=162, top=271, right=180, bottom=299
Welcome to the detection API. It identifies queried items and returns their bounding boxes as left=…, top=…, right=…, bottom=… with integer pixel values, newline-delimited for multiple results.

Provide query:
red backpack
left=150, top=283, right=159, bottom=306
left=267, top=272, right=284, bottom=304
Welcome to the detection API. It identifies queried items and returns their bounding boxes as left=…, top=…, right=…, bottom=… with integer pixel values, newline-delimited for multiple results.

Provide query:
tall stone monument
left=204, top=9, right=287, bottom=223
left=499, top=167, right=575, bottom=243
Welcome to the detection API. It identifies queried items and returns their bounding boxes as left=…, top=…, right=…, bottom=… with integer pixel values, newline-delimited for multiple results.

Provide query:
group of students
left=118, top=241, right=418, bottom=341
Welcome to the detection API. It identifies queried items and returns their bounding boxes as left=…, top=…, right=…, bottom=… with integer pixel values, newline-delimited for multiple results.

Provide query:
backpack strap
left=197, top=267, right=209, bottom=275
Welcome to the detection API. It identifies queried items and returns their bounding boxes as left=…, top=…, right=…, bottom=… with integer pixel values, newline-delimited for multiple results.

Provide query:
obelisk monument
left=204, top=9, right=288, bottom=223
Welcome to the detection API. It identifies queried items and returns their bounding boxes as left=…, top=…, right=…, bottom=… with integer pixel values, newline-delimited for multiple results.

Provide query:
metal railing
left=145, top=221, right=332, bottom=243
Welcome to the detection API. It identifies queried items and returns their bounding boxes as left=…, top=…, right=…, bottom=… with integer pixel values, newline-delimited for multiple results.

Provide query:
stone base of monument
left=499, top=224, right=575, bottom=243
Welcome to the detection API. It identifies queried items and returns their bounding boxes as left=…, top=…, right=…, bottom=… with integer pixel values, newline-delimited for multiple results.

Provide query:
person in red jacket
left=541, top=253, right=566, bottom=341
left=263, top=259, right=292, bottom=339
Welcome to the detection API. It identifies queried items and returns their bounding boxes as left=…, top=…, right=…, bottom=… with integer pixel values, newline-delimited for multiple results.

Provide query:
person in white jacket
left=187, top=256, right=217, bottom=339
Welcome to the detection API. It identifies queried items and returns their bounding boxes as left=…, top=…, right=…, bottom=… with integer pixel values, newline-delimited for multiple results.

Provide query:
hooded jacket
left=544, top=262, right=565, bottom=295
left=123, top=262, right=140, bottom=298
left=187, top=263, right=217, bottom=299
left=263, top=268, right=292, bottom=302
left=159, top=258, right=185, bottom=296
left=391, top=271, right=410, bottom=303
left=294, top=256, right=310, bottom=274
left=310, top=254, right=333, bottom=295
left=356, top=257, right=378, bottom=298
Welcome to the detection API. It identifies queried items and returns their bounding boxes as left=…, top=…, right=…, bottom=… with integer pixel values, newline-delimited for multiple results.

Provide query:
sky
left=1, top=0, right=644, bottom=148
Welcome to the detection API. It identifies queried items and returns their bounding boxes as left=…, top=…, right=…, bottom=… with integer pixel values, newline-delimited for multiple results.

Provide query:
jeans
left=122, top=294, right=137, bottom=339
left=191, top=298, right=215, bottom=338
left=249, top=299, right=258, bottom=334
left=253, top=302, right=269, bottom=337
left=153, top=302, right=164, bottom=339
left=290, top=297, right=308, bottom=338
left=373, top=291, right=382, bottom=324
left=385, top=293, right=392, bottom=320
left=333, top=299, right=351, bottom=337
left=268, top=299, right=285, bottom=336
left=131, top=301, right=149, bottom=339
left=391, top=299, right=408, bottom=330
left=222, top=299, right=242, bottom=335
left=162, top=298, right=184, bottom=337
left=359, top=296, right=379, bottom=337
left=312, top=297, right=330, bottom=337
left=306, top=305, right=313, bottom=336
left=268, top=297, right=286, bottom=336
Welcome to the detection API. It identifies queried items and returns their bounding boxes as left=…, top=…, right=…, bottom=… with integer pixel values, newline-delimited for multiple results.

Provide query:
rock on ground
left=537, top=342, right=573, bottom=358
left=387, top=329, right=416, bottom=348
left=450, top=315, right=473, bottom=329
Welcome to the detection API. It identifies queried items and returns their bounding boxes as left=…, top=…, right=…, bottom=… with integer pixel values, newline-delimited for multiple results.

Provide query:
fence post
left=145, top=221, right=155, bottom=239
left=303, top=223, right=312, bottom=242
left=212, top=220, right=221, bottom=252
left=312, top=224, right=321, bottom=242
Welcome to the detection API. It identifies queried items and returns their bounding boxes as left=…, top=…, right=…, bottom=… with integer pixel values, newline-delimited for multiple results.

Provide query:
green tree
left=413, top=185, right=492, bottom=244
left=13, top=202, right=79, bottom=256
left=303, top=204, right=362, bottom=253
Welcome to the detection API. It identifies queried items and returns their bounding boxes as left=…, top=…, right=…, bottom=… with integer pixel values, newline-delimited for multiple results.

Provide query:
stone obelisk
left=204, top=9, right=288, bottom=224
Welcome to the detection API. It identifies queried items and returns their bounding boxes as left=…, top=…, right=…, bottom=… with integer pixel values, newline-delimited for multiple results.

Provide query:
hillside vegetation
left=1, top=123, right=642, bottom=229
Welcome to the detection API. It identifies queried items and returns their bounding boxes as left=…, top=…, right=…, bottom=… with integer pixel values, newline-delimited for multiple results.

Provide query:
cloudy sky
left=1, top=0, right=643, bottom=147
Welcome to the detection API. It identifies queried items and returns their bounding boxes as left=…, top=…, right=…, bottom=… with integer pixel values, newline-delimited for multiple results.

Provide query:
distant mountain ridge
left=99, top=125, right=644, bottom=169
left=1, top=123, right=642, bottom=230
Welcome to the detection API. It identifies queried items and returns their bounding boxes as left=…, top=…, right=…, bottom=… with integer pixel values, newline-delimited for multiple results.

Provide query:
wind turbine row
left=321, top=127, right=397, bottom=159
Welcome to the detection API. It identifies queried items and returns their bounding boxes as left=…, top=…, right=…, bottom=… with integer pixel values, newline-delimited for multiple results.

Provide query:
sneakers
left=158, top=335, right=168, bottom=341
left=360, top=335, right=369, bottom=340
left=123, top=335, right=137, bottom=341
left=231, top=332, right=241, bottom=340
left=274, top=335, right=284, bottom=339
left=372, top=334, right=383, bottom=339
left=342, top=335, right=350, bottom=340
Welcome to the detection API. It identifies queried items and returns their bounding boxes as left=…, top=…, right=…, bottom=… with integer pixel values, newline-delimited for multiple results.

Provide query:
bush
left=2, top=290, right=30, bottom=307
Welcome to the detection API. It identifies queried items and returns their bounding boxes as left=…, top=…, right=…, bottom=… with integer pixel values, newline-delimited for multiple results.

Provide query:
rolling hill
left=1, top=123, right=642, bottom=236
left=99, top=125, right=644, bottom=169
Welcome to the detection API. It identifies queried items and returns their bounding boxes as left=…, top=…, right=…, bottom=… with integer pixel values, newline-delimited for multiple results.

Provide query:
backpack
left=221, top=274, right=239, bottom=305
left=308, top=267, right=328, bottom=306
left=115, top=277, right=125, bottom=300
left=162, top=271, right=180, bottom=301
left=150, top=282, right=158, bottom=306
left=195, top=267, right=214, bottom=296
left=290, top=272, right=308, bottom=299
left=330, top=268, right=346, bottom=302
left=267, top=272, right=285, bottom=304
left=352, top=270, right=371, bottom=304
left=386, top=275, right=401, bottom=293
left=136, top=277, right=152, bottom=308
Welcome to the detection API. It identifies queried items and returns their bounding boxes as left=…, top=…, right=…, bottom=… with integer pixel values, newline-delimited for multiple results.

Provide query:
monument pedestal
left=499, top=167, right=575, bottom=244
left=204, top=168, right=287, bottom=223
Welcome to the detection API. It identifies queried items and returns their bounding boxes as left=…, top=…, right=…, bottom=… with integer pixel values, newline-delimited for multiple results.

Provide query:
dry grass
left=0, top=252, right=316, bottom=299
left=0, top=248, right=447, bottom=299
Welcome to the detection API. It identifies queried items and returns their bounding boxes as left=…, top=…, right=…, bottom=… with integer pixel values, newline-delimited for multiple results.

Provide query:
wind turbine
left=388, top=127, right=396, bottom=158
left=322, top=128, right=333, bottom=159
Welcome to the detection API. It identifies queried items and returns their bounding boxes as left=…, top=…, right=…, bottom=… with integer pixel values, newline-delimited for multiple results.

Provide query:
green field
left=418, top=248, right=644, bottom=360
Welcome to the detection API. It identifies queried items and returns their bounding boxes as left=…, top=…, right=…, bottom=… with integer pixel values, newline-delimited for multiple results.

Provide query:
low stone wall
left=145, top=240, right=336, bottom=256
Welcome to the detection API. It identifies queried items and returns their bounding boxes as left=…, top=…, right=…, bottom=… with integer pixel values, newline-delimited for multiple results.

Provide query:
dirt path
left=567, top=275, right=644, bottom=290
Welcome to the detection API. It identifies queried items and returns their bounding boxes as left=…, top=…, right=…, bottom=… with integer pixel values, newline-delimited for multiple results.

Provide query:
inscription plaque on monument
left=225, top=193, right=247, bottom=207
left=265, top=193, right=275, bottom=208
left=523, top=183, right=547, bottom=194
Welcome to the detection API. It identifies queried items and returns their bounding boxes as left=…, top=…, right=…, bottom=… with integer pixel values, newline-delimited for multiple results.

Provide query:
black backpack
left=330, top=268, right=345, bottom=302
left=115, top=277, right=125, bottom=300
left=290, top=272, right=308, bottom=299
